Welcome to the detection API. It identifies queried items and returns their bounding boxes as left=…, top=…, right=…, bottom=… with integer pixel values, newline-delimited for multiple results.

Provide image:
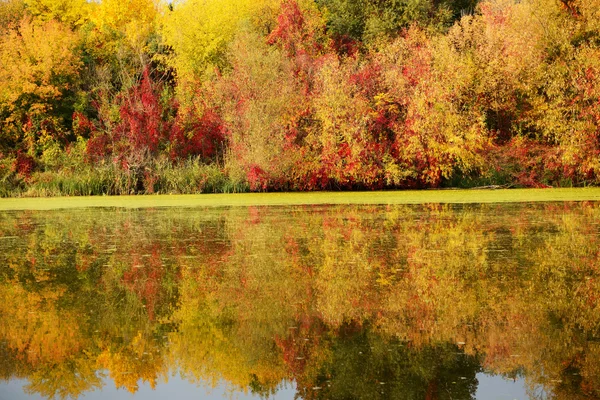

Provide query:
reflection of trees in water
left=288, top=323, right=480, bottom=400
left=0, top=203, right=599, bottom=398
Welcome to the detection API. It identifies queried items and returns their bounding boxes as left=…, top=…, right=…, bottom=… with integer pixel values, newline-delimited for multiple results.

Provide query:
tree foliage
left=0, top=0, right=26, bottom=30
left=24, top=0, right=90, bottom=27
left=0, top=17, right=81, bottom=155
left=2, top=0, right=600, bottom=193
left=160, top=0, right=282, bottom=85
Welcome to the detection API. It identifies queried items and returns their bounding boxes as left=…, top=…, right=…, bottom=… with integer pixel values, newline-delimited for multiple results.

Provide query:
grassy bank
left=1, top=159, right=248, bottom=198
left=2, top=188, right=600, bottom=210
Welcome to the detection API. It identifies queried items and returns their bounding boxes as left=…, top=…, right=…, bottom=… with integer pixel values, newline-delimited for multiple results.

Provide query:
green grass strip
left=2, top=188, right=600, bottom=210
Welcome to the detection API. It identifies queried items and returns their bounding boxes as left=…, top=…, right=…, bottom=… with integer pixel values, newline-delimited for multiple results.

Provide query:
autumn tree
left=215, top=1, right=327, bottom=190
left=24, top=0, right=90, bottom=28
left=0, top=0, right=26, bottom=31
left=0, top=17, right=81, bottom=158
left=521, top=0, right=600, bottom=184
left=315, top=0, right=462, bottom=48
left=160, top=0, right=282, bottom=90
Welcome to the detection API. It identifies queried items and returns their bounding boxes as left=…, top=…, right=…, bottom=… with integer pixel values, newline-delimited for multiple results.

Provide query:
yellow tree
left=160, top=0, right=282, bottom=89
left=87, top=0, right=159, bottom=80
left=0, top=17, right=81, bottom=153
left=24, top=0, right=91, bottom=27
left=523, top=0, right=600, bottom=183
left=0, top=0, right=26, bottom=31
left=80, top=0, right=163, bottom=145
left=91, top=0, right=157, bottom=42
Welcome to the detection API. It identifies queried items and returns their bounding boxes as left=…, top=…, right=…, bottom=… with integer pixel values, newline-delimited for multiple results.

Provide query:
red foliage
left=86, top=68, right=168, bottom=162
left=571, top=66, right=600, bottom=180
left=86, top=68, right=225, bottom=164
left=349, top=62, right=383, bottom=98
left=86, top=133, right=110, bottom=160
left=479, top=2, right=510, bottom=26
left=401, top=49, right=431, bottom=88
left=72, top=111, right=95, bottom=137
left=267, top=0, right=324, bottom=90
left=11, top=150, right=36, bottom=178
left=115, top=68, right=166, bottom=155
left=485, top=138, right=569, bottom=187
left=330, top=34, right=359, bottom=57
left=267, top=0, right=312, bottom=57
left=169, top=108, right=226, bottom=161
left=246, top=164, right=269, bottom=191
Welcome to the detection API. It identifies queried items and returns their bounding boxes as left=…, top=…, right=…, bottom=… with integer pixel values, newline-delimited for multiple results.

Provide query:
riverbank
left=2, top=188, right=600, bottom=210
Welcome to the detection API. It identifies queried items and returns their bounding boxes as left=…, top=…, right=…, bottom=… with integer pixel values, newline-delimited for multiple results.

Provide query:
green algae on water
left=2, top=188, right=600, bottom=210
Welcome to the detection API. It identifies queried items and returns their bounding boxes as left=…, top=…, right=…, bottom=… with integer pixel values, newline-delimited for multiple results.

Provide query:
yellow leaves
left=314, top=58, right=369, bottom=137
left=24, top=0, right=91, bottom=27
left=160, top=0, right=281, bottom=83
left=446, top=0, right=545, bottom=109
left=96, top=334, right=167, bottom=393
left=0, top=284, right=84, bottom=367
left=373, top=93, right=399, bottom=114
left=92, top=0, right=156, bottom=32
left=169, top=309, right=286, bottom=392
left=0, top=0, right=26, bottom=30
left=523, top=40, right=600, bottom=178
left=0, top=17, right=81, bottom=117
left=216, top=27, right=306, bottom=186
left=3, top=204, right=600, bottom=397
left=580, top=1, right=600, bottom=30
left=87, top=0, right=158, bottom=66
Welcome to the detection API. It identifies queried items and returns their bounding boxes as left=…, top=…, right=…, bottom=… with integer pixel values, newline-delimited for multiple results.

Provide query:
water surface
left=1, top=202, right=599, bottom=399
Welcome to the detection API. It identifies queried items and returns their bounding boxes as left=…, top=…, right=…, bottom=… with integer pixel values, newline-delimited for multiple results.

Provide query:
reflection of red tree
left=276, top=335, right=307, bottom=377
left=425, top=378, right=438, bottom=400
left=122, top=245, right=164, bottom=320
left=275, top=317, right=327, bottom=398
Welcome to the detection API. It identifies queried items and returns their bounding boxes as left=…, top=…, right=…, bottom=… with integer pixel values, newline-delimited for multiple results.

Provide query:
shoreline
left=2, top=188, right=600, bottom=210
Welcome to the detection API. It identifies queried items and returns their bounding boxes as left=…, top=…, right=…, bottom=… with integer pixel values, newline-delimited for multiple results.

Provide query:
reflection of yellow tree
left=171, top=203, right=600, bottom=398
left=2, top=204, right=600, bottom=398
left=363, top=203, right=600, bottom=398
left=0, top=285, right=83, bottom=367
left=97, top=332, right=167, bottom=393
left=0, top=209, right=220, bottom=398
left=0, top=283, right=101, bottom=398
left=167, top=208, right=303, bottom=394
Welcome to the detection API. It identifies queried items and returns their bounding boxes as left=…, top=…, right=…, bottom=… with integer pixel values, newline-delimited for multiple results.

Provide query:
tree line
left=1, top=0, right=599, bottom=195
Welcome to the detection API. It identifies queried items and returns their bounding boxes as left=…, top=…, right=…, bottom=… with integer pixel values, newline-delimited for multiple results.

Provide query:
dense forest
left=1, top=0, right=600, bottom=195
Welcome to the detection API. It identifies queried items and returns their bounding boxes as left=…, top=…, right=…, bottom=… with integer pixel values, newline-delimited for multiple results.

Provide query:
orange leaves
left=0, top=285, right=85, bottom=368
left=97, top=334, right=167, bottom=393
left=0, top=17, right=80, bottom=107
left=3, top=0, right=600, bottom=190
left=309, top=56, right=382, bottom=188
left=0, top=16, right=81, bottom=154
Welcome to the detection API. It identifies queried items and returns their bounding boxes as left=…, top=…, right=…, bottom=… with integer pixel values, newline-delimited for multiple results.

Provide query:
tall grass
left=6, top=159, right=248, bottom=198
left=142, top=158, right=248, bottom=194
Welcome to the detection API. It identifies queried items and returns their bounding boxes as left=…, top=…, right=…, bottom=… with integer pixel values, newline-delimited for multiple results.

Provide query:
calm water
left=0, top=202, right=599, bottom=399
